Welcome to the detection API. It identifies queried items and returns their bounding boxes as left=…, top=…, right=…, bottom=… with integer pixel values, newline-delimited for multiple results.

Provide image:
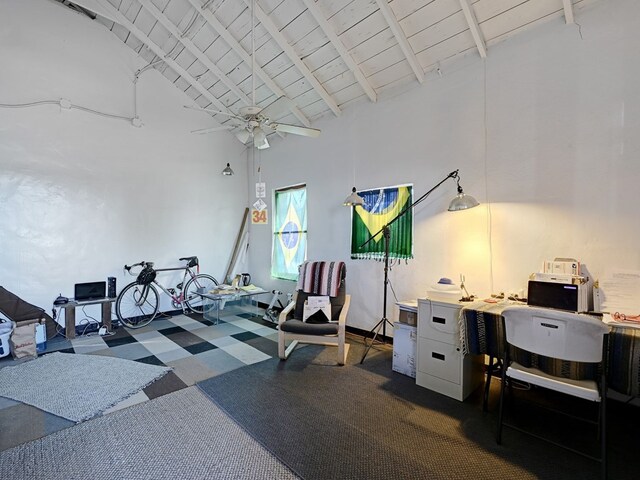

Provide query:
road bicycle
left=115, top=256, right=218, bottom=328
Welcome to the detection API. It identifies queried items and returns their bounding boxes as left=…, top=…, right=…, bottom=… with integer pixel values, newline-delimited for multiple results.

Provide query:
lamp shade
left=343, top=187, right=365, bottom=206
left=448, top=191, right=479, bottom=211
left=221, top=163, right=234, bottom=176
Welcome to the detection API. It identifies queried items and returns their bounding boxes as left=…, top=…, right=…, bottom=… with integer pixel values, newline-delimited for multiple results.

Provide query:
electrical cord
left=0, top=100, right=136, bottom=124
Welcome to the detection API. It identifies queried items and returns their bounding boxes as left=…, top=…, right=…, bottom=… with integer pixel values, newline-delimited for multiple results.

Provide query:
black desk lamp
left=353, top=169, right=479, bottom=363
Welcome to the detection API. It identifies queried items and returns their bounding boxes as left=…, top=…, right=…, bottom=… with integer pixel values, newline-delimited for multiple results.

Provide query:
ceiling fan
left=187, top=0, right=320, bottom=149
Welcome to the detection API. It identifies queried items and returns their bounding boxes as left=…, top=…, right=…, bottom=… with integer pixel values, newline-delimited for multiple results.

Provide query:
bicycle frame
left=152, top=265, right=200, bottom=312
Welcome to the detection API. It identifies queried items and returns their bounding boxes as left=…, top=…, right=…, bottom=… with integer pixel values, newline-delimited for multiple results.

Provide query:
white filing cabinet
left=416, top=298, right=483, bottom=401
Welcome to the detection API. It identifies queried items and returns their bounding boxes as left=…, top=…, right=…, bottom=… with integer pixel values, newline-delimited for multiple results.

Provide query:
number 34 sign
left=252, top=209, right=268, bottom=224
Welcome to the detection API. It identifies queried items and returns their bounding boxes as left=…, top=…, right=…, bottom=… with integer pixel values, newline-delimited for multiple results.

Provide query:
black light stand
left=359, top=169, right=463, bottom=364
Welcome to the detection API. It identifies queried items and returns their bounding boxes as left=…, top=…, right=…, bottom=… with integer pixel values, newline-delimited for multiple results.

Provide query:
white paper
left=306, top=296, right=330, bottom=308
left=598, top=270, right=640, bottom=315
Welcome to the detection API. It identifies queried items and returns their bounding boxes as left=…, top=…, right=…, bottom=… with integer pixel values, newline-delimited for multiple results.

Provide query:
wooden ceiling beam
left=241, top=0, right=341, bottom=117
left=459, top=0, right=487, bottom=59
left=93, top=0, right=231, bottom=114
left=375, top=0, right=424, bottom=84
left=562, top=0, right=575, bottom=24
left=301, top=0, right=376, bottom=103
left=185, top=0, right=311, bottom=127
left=138, top=0, right=252, bottom=106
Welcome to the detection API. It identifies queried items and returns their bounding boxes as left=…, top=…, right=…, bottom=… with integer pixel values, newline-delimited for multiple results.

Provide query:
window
left=351, top=185, right=413, bottom=260
left=272, top=185, right=307, bottom=280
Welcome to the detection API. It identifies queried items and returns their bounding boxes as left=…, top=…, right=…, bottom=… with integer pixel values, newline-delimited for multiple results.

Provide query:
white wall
left=247, top=0, right=640, bottom=331
left=0, top=0, right=248, bottom=323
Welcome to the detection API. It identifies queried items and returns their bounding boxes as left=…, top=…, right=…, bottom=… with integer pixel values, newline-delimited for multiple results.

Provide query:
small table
left=198, top=288, right=269, bottom=324
left=57, top=298, right=114, bottom=339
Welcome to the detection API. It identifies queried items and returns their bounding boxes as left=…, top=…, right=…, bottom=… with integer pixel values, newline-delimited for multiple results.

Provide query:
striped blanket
left=296, top=261, right=345, bottom=297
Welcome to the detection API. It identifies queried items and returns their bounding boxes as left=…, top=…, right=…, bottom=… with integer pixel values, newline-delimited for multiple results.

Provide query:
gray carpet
left=197, top=344, right=638, bottom=480
left=0, top=352, right=170, bottom=422
left=0, top=386, right=299, bottom=480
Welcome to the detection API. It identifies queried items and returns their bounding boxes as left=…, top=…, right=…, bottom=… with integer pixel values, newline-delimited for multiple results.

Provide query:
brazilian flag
left=272, top=187, right=307, bottom=280
left=351, top=186, right=413, bottom=260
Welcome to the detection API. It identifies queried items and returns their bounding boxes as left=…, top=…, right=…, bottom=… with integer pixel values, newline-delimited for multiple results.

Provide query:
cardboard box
left=392, top=322, right=416, bottom=378
left=397, top=301, right=418, bottom=326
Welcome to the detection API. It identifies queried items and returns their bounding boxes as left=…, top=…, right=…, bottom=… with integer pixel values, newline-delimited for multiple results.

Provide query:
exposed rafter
left=375, top=0, right=424, bottom=84
left=138, top=0, right=252, bottom=106
left=301, top=0, right=376, bottom=103
left=184, top=0, right=310, bottom=127
left=241, top=0, right=341, bottom=117
left=459, top=0, right=487, bottom=59
left=92, top=0, right=232, bottom=114
left=562, top=0, right=575, bottom=24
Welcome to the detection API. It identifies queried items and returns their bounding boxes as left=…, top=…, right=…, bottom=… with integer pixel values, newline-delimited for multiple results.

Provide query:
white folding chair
left=496, top=306, right=610, bottom=479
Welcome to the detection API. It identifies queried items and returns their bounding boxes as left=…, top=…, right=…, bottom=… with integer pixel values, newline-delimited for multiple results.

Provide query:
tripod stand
left=359, top=225, right=394, bottom=363
left=359, top=169, right=473, bottom=364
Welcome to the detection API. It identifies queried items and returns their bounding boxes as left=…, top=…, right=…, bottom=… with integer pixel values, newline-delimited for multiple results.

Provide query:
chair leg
left=600, top=378, right=607, bottom=479
left=496, top=358, right=508, bottom=444
left=278, top=333, right=286, bottom=360
left=483, top=356, right=494, bottom=413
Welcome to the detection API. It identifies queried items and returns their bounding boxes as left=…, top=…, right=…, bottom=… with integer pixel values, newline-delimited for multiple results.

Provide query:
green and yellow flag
left=351, top=186, right=413, bottom=260
left=272, top=187, right=307, bottom=280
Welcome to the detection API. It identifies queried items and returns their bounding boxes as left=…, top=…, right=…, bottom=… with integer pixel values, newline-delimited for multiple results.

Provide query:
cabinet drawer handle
left=433, top=316, right=446, bottom=325
left=432, top=352, right=446, bottom=361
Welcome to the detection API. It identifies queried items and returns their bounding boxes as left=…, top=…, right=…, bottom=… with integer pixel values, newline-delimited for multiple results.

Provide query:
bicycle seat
left=179, top=256, right=199, bottom=268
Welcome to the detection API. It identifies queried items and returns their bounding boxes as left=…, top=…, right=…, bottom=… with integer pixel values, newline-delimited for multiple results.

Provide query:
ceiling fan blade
left=271, top=123, right=321, bottom=138
left=191, top=125, right=235, bottom=134
left=184, top=105, right=243, bottom=121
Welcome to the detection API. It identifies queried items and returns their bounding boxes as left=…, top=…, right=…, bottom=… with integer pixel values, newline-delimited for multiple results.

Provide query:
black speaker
left=107, top=277, right=116, bottom=298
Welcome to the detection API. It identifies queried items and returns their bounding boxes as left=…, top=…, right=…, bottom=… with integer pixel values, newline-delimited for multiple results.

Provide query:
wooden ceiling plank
left=479, top=0, right=563, bottom=43
left=94, top=0, right=231, bottom=114
left=458, top=0, right=487, bottom=58
left=374, top=0, right=424, bottom=83
left=185, top=0, right=311, bottom=126
left=562, top=0, right=575, bottom=24
left=400, top=0, right=462, bottom=38
left=241, top=0, right=341, bottom=116
left=139, top=0, right=252, bottom=105
left=302, top=0, right=376, bottom=102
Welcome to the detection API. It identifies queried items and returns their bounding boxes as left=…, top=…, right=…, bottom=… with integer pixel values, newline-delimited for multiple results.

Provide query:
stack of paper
left=597, top=270, right=640, bottom=319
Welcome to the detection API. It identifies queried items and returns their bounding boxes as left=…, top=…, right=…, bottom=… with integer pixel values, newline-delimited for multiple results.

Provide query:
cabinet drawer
left=421, top=304, right=460, bottom=343
left=418, top=338, right=461, bottom=384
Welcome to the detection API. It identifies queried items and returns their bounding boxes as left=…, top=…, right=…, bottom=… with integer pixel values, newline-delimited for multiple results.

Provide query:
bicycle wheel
left=115, top=282, right=160, bottom=328
left=183, top=274, right=218, bottom=313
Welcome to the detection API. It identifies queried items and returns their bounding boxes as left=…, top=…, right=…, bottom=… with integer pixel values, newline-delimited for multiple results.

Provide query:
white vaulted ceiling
left=55, top=0, right=601, bottom=145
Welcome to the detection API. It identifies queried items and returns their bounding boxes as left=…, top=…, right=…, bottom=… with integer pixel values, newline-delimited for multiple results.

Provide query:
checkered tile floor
left=0, top=307, right=280, bottom=451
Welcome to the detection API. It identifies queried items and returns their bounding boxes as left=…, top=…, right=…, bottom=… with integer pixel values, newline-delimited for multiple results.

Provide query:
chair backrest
left=293, top=283, right=346, bottom=321
left=502, top=306, right=610, bottom=363
left=293, top=261, right=346, bottom=321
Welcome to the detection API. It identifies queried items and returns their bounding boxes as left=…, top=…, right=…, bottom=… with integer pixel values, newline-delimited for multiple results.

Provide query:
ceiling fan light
left=254, top=127, right=269, bottom=149
left=236, top=130, right=251, bottom=144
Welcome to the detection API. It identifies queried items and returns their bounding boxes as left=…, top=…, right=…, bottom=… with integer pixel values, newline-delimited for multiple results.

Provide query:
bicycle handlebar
left=123, top=261, right=153, bottom=274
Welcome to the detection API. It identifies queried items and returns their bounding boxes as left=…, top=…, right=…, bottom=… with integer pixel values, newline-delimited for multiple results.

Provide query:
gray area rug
left=0, top=387, right=299, bottom=480
left=198, top=344, right=638, bottom=480
left=0, top=352, right=170, bottom=422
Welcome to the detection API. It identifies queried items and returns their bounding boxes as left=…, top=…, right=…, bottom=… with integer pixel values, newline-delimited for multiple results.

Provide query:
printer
left=527, top=259, right=591, bottom=313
